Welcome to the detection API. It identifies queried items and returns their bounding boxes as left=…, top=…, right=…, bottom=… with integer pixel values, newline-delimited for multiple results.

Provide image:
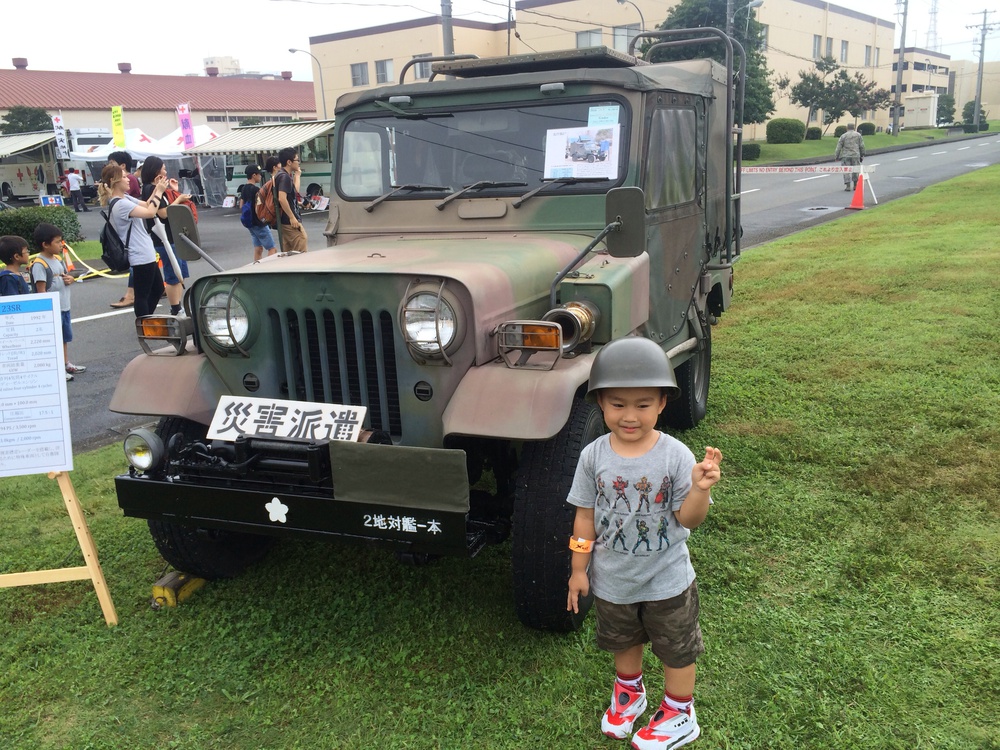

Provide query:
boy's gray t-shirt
left=30, top=254, right=70, bottom=312
left=567, top=432, right=698, bottom=605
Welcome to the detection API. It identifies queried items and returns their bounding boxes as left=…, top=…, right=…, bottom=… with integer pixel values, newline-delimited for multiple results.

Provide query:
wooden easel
left=0, top=471, right=117, bottom=626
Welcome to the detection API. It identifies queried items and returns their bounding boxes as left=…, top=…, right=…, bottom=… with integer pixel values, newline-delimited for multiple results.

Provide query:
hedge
left=766, top=118, right=805, bottom=144
left=740, top=143, right=761, bottom=161
left=805, top=126, right=822, bottom=140
left=834, top=125, right=847, bottom=138
left=0, top=206, right=83, bottom=250
left=858, top=122, right=876, bottom=136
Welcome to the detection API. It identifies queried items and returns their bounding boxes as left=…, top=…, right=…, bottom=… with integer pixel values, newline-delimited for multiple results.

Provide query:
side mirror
left=166, top=205, right=201, bottom=262
left=604, top=186, right=646, bottom=258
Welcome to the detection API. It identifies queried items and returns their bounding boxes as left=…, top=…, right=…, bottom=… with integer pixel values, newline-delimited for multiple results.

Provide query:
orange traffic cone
left=846, top=173, right=865, bottom=210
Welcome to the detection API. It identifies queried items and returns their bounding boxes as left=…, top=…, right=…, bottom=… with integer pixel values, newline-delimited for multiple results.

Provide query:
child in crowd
left=30, top=223, right=86, bottom=382
left=0, top=235, right=32, bottom=295
left=566, top=337, right=722, bottom=750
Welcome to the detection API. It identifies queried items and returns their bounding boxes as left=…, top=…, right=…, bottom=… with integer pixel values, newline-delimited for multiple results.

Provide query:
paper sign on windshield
left=208, top=396, right=367, bottom=443
left=544, top=124, right=619, bottom=180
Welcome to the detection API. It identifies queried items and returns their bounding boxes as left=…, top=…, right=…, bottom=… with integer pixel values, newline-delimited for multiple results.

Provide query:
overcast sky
left=12, top=0, right=999, bottom=81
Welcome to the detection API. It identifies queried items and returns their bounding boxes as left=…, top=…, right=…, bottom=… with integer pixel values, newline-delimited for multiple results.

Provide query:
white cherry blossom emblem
left=265, top=497, right=289, bottom=524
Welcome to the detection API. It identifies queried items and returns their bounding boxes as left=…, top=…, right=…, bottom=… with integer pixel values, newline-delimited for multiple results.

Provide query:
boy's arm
left=567, top=505, right=596, bottom=614
left=674, top=446, right=722, bottom=530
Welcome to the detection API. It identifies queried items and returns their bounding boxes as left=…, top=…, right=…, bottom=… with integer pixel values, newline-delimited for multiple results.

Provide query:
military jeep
left=112, top=32, right=744, bottom=632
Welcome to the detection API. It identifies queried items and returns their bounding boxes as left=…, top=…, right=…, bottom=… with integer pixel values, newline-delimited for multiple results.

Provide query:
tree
left=789, top=59, right=889, bottom=132
left=962, top=100, right=986, bottom=124
left=0, top=105, right=52, bottom=135
left=936, top=95, right=956, bottom=125
left=642, top=0, right=775, bottom=124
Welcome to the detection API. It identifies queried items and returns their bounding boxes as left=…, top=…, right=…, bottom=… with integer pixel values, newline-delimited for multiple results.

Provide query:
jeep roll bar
left=398, top=54, right=480, bottom=85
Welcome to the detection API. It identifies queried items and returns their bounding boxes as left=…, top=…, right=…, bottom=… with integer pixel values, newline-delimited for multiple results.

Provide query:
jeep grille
left=269, top=308, right=402, bottom=438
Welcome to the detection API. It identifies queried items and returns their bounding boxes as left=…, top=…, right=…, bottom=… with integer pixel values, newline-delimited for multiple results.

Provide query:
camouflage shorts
left=594, top=581, right=704, bottom=669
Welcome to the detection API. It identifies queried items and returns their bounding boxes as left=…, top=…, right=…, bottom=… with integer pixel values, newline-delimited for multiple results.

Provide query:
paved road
left=60, top=205, right=331, bottom=452
left=59, top=136, right=1000, bottom=452
left=739, top=133, right=1000, bottom=247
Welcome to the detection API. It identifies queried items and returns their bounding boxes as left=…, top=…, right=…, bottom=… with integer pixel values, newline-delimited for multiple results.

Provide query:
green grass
left=751, top=121, right=998, bottom=163
left=2, top=169, right=999, bottom=748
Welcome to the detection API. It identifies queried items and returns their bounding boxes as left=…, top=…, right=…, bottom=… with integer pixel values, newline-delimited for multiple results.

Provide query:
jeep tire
left=146, top=417, right=274, bottom=579
left=512, top=396, right=605, bottom=631
left=663, top=324, right=711, bottom=430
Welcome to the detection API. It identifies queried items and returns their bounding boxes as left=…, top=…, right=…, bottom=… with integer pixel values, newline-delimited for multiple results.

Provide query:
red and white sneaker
left=602, top=681, right=648, bottom=740
left=630, top=704, right=700, bottom=749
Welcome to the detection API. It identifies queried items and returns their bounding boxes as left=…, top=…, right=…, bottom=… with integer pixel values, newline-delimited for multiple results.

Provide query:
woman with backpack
left=98, top=163, right=165, bottom=318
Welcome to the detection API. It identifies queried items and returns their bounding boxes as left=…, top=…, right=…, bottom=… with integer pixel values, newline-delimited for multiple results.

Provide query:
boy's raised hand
left=692, top=446, right=722, bottom=490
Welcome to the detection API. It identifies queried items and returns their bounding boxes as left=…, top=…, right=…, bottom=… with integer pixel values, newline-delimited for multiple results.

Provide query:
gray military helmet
left=587, top=337, right=680, bottom=400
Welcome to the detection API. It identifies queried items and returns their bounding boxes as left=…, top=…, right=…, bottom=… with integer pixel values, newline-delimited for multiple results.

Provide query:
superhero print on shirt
left=596, top=474, right=610, bottom=509
left=654, top=475, right=672, bottom=506
left=631, top=519, right=651, bottom=553
left=611, top=518, right=628, bottom=551
left=634, top=476, right=652, bottom=512
left=657, top=516, right=670, bottom=551
left=612, top=475, right=631, bottom=512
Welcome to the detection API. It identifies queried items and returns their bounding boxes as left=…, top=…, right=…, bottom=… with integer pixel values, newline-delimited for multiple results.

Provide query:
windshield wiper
left=435, top=180, right=528, bottom=210
left=364, top=184, right=451, bottom=213
left=512, top=177, right=612, bottom=208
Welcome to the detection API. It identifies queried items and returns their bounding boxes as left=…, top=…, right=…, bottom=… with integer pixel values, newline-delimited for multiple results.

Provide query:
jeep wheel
left=663, top=324, right=711, bottom=430
left=512, top=397, right=605, bottom=631
left=586, top=153, right=595, bottom=162
left=146, top=417, right=274, bottom=579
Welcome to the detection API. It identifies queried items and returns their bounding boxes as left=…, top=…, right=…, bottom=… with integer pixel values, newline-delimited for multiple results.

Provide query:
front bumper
left=117, top=440, right=474, bottom=556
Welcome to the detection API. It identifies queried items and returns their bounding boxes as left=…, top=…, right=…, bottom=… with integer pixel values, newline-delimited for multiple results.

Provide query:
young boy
left=0, top=235, right=32, bottom=295
left=566, top=336, right=722, bottom=750
left=30, top=223, right=86, bottom=382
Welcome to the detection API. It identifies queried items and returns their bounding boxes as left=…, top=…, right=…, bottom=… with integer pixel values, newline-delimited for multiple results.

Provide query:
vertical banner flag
left=51, top=115, right=69, bottom=159
left=111, top=106, right=125, bottom=147
left=177, top=103, right=195, bottom=150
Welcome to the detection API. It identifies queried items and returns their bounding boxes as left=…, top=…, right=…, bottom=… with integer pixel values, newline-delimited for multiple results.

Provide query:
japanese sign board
left=208, top=396, right=367, bottom=443
left=40, top=195, right=64, bottom=206
left=111, top=106, right=125, bottom=147
left=176, top=103, right=195, bottom=150
left=0, top=293, right=73, bottom=478
left=51, top=115, right=69, bottom=159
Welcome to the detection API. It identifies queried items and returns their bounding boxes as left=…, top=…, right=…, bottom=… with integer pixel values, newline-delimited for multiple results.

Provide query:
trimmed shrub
left=834, top=125, right=848, bottom=138
left=805, top=126, right=822, bottom=140
left=736, top=143, right=761, bottom=161
left=766, top=118, right=806, bottom=144
left=0, top=206, right=83, bottom=251
left=858, top=122, right=876, bottom=136
left=963, top=123, right=979, bottom=133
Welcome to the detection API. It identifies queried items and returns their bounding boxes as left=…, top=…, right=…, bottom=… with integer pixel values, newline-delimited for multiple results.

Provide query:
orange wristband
left=569, top=537, right=594, bottom=553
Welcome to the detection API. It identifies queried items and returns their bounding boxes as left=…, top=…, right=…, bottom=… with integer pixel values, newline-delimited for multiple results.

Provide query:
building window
left=577, top=29, right=602, bottom=48
left=350, top=62, right=369, bottom=87
left=613, top=24, right=640, bottom=53
left=865, top=45, right=872, bottom=66
left=759, top=24, right=769, bottom=51
left=413, top=53, right=432, bottom=79
left=840, top=41, right=848, bottom=63
left=813, top=34, right=822, bottom=59
left=375, top=58, right=394, bottom=85
left=874, top=48, right=880, bottom=67
left=825, top=37, right=833, bottom=58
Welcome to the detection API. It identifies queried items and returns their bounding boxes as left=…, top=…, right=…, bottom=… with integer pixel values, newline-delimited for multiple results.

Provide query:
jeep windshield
left=338, top=99, right=627, bottom=201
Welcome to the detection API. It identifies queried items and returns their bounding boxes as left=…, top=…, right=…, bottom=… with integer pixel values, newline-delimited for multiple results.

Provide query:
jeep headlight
left=124, top=428, right=165, bottom=472
left=402, top=292, right=457, bottom=355
left=201, top=290, right=251, bottom=350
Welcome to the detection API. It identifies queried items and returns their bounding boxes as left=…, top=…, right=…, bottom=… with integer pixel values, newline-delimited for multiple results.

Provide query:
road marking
left=73, top=303, right=164, bottom=324
left=979, top=143, right=990, bottom=146
left=898, top=156, right=918, bottom=161
left=958, top=146, right=971, bottom=151
left=794, top=174, right=829, bottom=182
left=931, top=151, right=947, bottom=155
left=739, top=188, right=760, bottom=195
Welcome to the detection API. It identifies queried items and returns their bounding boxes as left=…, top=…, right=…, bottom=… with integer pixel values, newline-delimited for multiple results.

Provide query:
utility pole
left=892, top=0, right=908, bottom=137
left=967, top=10, right=998, bottom=132
left=441, top=0, right=455, bottom=56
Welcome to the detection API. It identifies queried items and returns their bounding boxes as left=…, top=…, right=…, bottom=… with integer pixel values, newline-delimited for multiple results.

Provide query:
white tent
left=68, top=128, right=160, bottom=161
left=145, top=125, right=220, bottom=155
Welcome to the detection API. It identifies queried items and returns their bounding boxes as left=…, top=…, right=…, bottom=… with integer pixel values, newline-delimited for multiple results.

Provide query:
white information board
left=0, top=293, right=73, bottom=478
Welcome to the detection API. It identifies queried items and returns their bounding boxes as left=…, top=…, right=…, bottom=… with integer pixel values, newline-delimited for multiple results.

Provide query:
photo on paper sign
left=543, top=125, right=618, bottom=180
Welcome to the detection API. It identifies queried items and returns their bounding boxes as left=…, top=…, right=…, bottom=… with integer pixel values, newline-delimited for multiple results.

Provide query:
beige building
left=949, top=58, right=1000, bottom=121
left=309, top=0, right=904, bottom=136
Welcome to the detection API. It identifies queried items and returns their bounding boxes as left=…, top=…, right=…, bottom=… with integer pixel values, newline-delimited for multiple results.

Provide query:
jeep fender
left=109, top=352, right=227, bottom=427
left=442, top=353, right=597, bottom=441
